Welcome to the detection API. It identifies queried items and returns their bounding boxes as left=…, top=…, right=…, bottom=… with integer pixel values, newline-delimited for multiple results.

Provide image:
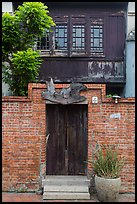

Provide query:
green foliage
left=2, top=13, right=19, bottom=60
left=2, top=2, right=55, bottom=96
left=15, top=2, right=55, bottom=34
left=106, top=94, right=118, bottom=98
left=3, top=49, right=42, bottom=96
left=90, top=144, right=125, bottom=179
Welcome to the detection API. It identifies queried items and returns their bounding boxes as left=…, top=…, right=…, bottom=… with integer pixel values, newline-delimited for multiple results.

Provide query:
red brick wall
left=85, top=85, right=135, bottom=193
left=2, top=84, right=46, bottom=192
left=2, top=83, right=135, bottom=193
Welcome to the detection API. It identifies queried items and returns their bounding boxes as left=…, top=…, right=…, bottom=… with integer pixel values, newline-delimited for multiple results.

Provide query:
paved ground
left=2, top=192, right=135, bottom=202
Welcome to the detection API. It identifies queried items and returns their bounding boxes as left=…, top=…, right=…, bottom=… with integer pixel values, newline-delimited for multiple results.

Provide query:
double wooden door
left=46, top=104, right=88, bottom=175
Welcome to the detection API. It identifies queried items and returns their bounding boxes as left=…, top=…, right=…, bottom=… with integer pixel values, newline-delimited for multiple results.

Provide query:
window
left=90, top=18, right=104, bottom=55
left=36, top=16, right=104, bottom=57
left=72, top=25, right=85, bottom=51
left=37, top=31, right=50, bottom=50
left=91, top=25, right=103, bottom=53
left=55, top=25, right=67, bottom=50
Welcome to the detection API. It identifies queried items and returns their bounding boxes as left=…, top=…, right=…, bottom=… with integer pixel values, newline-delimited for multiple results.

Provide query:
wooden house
left=36, top=2, right=128, bottom=96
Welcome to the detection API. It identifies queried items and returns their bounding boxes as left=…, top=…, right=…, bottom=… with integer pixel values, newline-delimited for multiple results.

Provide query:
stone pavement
left=2, top=192, right=135, bottom=202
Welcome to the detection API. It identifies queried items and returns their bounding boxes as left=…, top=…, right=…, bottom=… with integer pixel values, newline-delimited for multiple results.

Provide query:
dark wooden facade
left=38, top=2, right=128, bottom=84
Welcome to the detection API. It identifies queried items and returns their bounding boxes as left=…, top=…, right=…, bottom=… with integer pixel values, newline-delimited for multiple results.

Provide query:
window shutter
left=105, top=14, right=125, bottom=60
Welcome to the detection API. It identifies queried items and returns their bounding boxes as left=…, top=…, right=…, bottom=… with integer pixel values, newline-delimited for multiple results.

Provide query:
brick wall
left=2, top=84, right=46, bottom=192
left=2, top=83, right=135, bottom=193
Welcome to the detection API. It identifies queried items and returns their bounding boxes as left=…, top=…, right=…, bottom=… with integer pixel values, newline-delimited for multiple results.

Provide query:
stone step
left=42, top=176, right=90, bottom=187
left=42, top=176, right=90, bottom=200
left=43, top=192, right=90, bottom=200
left=44, top=185, right=89, bottom=192
left=44, top=175, right=89, bottom=180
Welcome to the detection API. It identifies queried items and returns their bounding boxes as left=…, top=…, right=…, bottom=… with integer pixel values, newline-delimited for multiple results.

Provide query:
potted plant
left=90, top=144, right=125, bottom=202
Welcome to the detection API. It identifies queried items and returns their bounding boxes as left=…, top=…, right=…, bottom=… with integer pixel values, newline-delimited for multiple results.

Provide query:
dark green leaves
left=91, top=144, right=125, bottom=179
left=3, top=49, right=42, bottom=96
left=2, top=2, right=55, bottom=96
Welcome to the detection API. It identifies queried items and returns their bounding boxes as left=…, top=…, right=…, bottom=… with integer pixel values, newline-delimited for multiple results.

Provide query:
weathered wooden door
left=46, top=104, right=88, bottom=175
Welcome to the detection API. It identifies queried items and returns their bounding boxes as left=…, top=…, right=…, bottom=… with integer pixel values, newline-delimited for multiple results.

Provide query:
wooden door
left=46, top=104, right=88, bottom=175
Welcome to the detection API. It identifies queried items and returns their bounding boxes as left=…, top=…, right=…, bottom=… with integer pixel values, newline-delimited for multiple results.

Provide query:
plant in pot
left=90, top=144, right=125, bottom=202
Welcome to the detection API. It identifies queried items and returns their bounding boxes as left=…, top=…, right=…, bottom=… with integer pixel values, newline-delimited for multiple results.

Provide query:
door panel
left=46, top=105, right=66, bottom=175
left=46, top=104, right=88, bottom=175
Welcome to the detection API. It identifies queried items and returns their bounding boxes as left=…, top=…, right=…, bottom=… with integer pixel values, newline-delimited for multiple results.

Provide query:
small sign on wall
left=92, top=96, right=98, bottom=104
left=110, top=113, right=121, bottom=119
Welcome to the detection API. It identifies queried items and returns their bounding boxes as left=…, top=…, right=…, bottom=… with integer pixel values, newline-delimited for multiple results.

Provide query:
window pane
left=94, top=38, right=99, bottom=47
left=94, top=29, right=99, bottom=37
left=76, top=28, right=82, bottom=37
left=57, top=39, right=64, bottom=47
left=58, top=28, right=65, bottom=37
left=76, top=38, right=82, bottom=47
left=73, top=32, right=76, bottom=37
left=100, top=27, right=102, bottom=31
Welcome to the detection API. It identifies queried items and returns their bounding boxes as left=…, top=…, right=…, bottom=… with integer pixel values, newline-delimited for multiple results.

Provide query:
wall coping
left=2, top=83, right=135, bottom=103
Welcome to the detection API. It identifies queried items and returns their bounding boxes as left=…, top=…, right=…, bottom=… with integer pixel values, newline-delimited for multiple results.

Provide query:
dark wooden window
left=90, top=18, right=104, bottom=56
left=91, top=25, right=103, bottom=53
left=37, top=31, right=50, bottom=50
left=55, top=24, right=68, bottom=50
left=72, top=25, right=85, bottom=51
left=36, top=18, right=104, bottom=57
left=36, top=14, right=125, bottom=60
left=70, top=16, right=86, bottom=56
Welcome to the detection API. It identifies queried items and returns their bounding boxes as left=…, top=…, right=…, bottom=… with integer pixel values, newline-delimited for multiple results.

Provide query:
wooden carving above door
left=42, top=78, right=88, bottom=104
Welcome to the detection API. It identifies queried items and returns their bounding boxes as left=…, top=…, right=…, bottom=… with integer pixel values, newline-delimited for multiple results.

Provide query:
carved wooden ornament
left=41, top=78, right=88, bottom=104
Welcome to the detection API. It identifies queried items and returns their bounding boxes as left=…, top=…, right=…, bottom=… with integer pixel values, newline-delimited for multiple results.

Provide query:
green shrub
left=2, top=2, right=55, bottom=96
left=3, top=48, right=42, bottom=96
left=90, top=144, right=125, bottom=179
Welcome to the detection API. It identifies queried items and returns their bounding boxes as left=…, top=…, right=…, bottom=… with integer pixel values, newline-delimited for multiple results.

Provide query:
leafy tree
left=2, top=2, right=55, bottom=96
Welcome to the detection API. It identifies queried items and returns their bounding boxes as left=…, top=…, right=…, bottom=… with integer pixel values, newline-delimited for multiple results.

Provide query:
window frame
left=90, top=17, right=105, bottom=57
left=51, top=16, right=69, bottom=56
left=36, top=15, right=105, bottom=58
left=72, top=24, right=85, bottom=51
left=69, top=16, right=87, bottom=57
left=37, top=30, right=50, bottom=51
left=54, top=24, right=68, bottom=51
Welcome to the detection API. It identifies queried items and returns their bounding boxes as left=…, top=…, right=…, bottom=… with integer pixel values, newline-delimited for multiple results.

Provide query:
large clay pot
left=95, top=175, right=121, bottom=202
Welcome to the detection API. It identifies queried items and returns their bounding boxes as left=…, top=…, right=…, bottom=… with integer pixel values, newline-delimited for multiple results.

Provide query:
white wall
left=124, top=2, right=135, bottom=97
left=2, top=2, right=13, bottom=13
left=127, top=2, right=135, bottom=36
left=2, top=2, right=13, bottom=96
